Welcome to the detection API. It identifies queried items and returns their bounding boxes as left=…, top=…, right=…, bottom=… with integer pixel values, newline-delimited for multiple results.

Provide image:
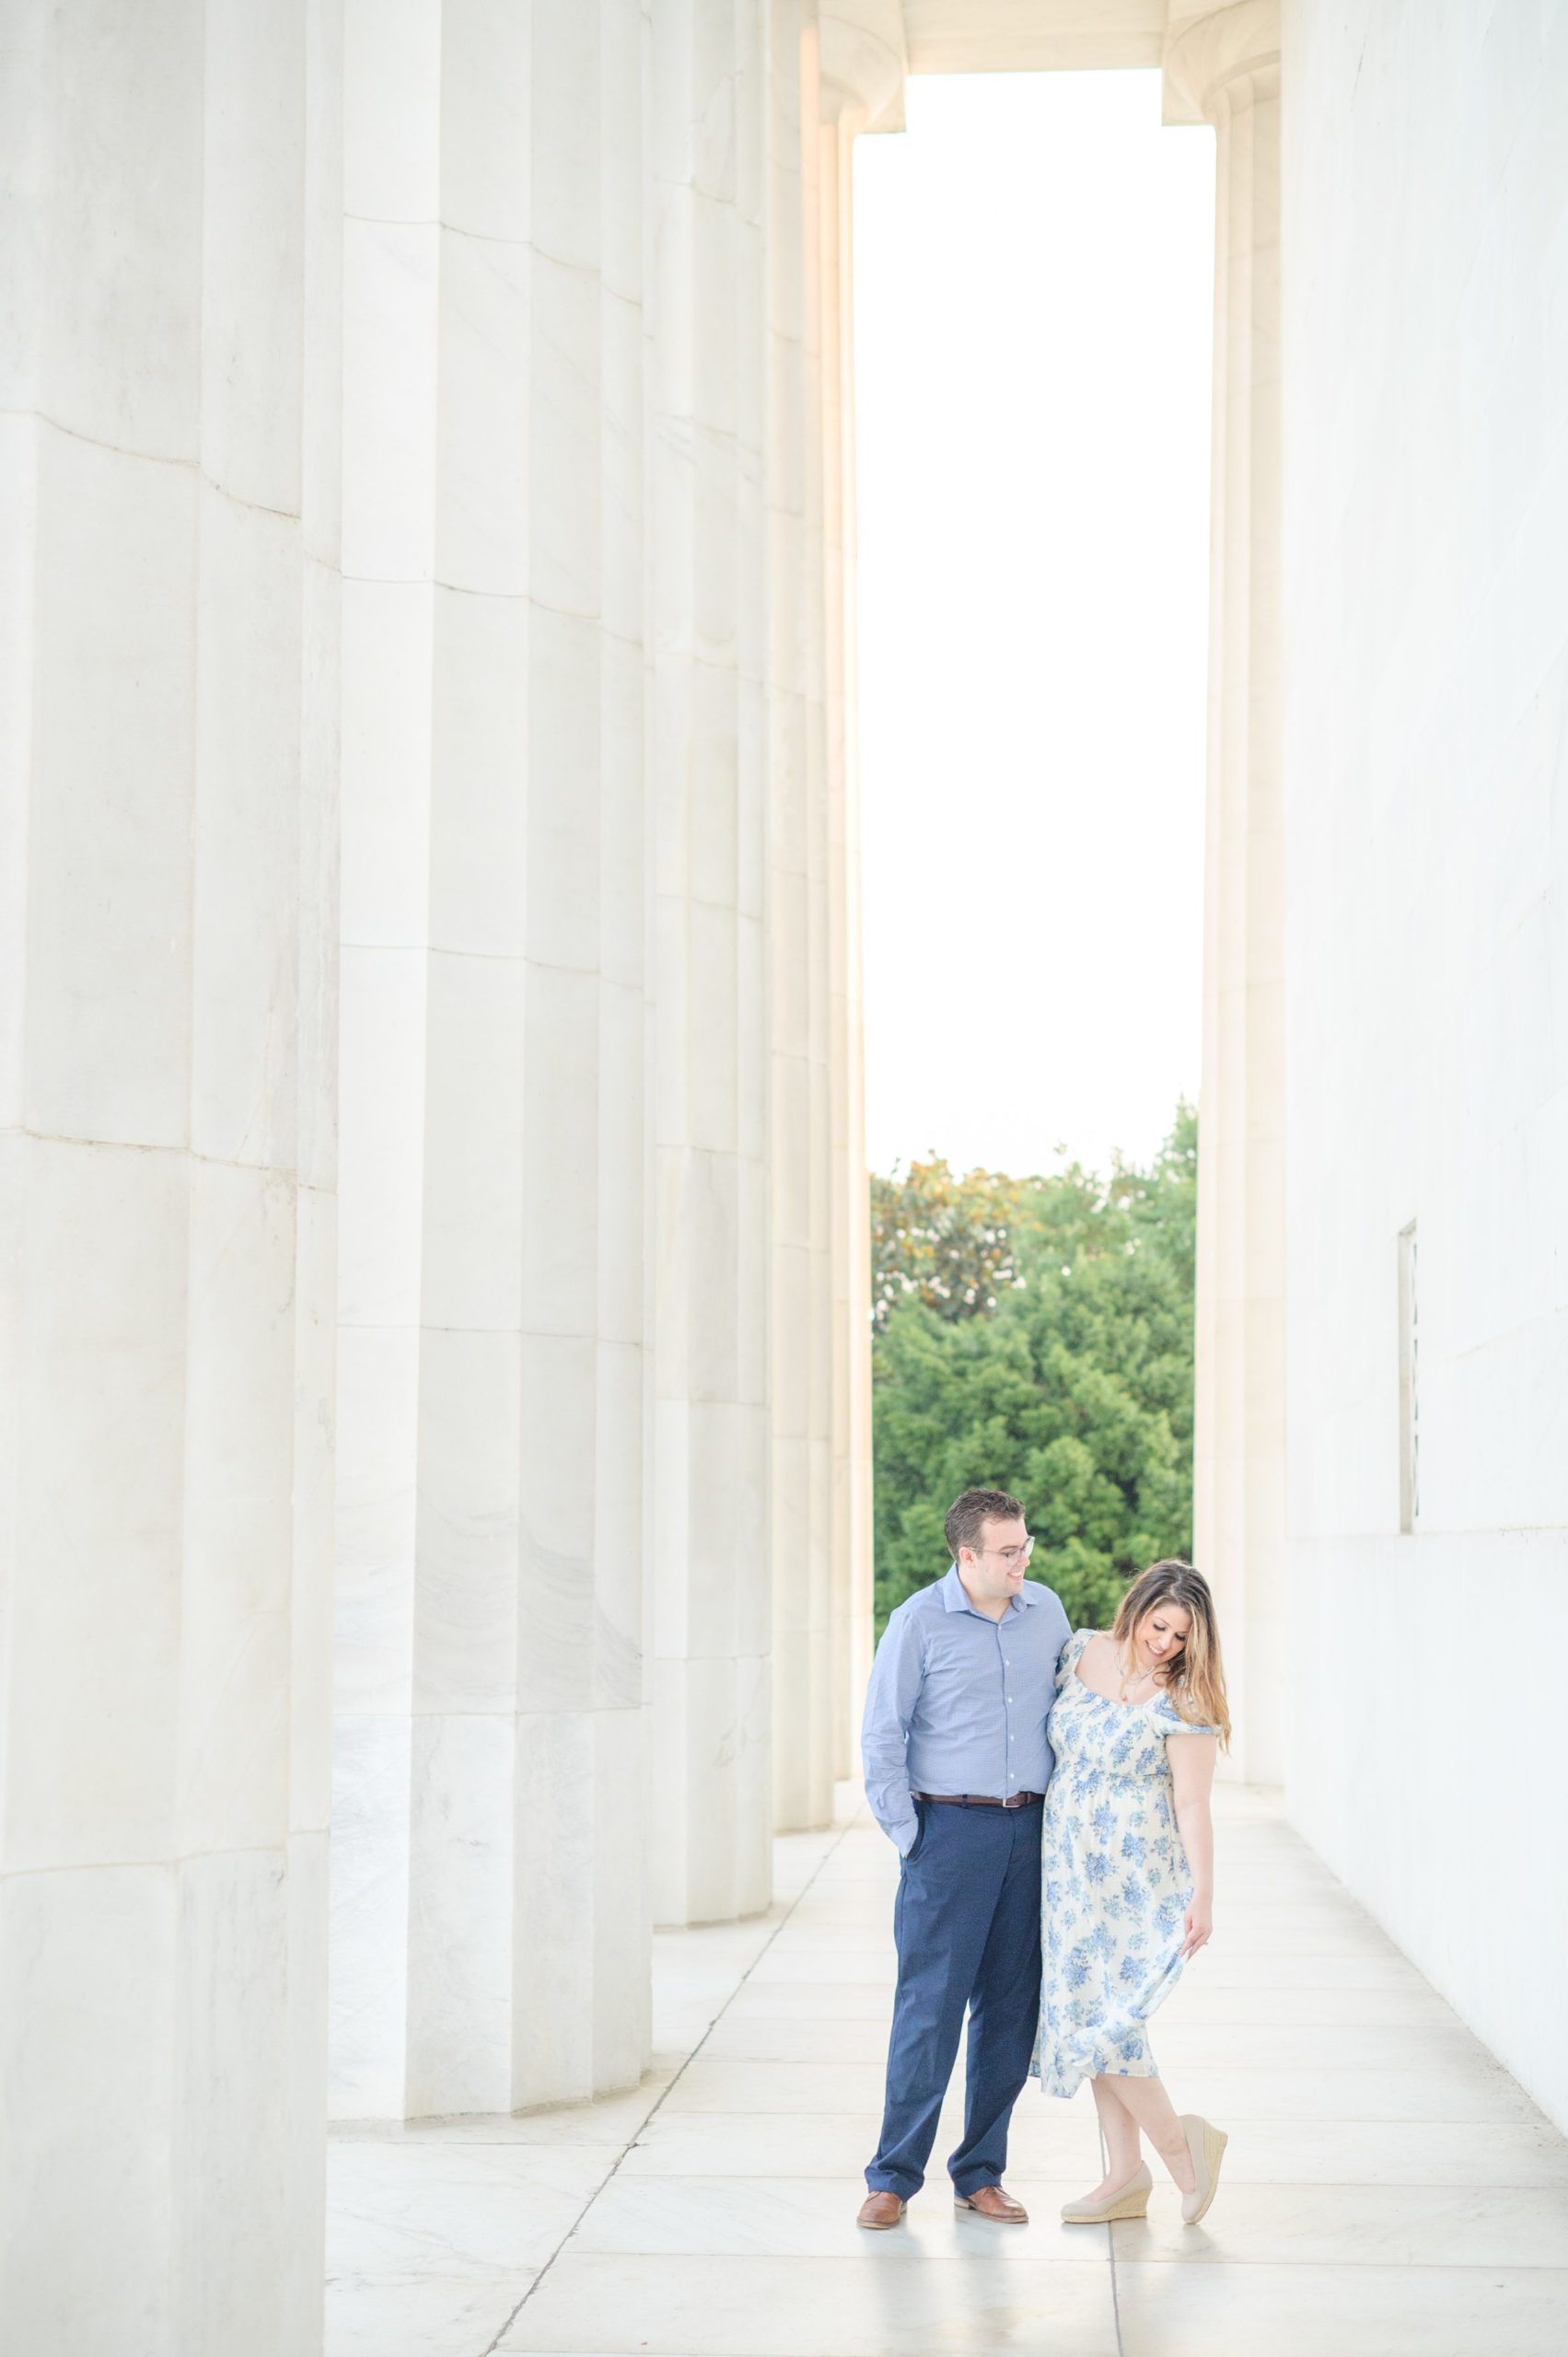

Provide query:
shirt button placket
left=1002, top=1627, right=1014, bottom=1784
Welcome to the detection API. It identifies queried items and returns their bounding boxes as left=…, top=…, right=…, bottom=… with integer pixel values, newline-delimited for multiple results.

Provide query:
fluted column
left=767, top=7, right=834, bottom=1837
left=1167, top=0, right=1284, bottom=1782
left=0, top=6, right=341, bottom=2349
left=768, top=4, right=898, bottom=1831
left=822, top=110, right=877, bottom=1784
left=331, top=0, right=650, bottom=2116
left=819, top=3, right=900, bottom=1782
left=647, top=0, right=774, bottom=1925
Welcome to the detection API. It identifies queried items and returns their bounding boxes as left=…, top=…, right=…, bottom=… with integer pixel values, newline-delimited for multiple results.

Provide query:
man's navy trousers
left=865, top=1793, right=1042, bottom=2199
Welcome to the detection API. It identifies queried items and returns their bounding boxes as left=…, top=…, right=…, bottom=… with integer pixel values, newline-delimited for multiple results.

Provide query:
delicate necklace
left=1118, top=1646, right=1158, bottom=1702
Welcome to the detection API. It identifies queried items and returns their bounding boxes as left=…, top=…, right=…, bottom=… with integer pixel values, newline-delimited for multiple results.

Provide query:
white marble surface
left=1181, top=0, right=1286, bottom=1789
left=645, top=0, right=777, bottom=1931
left=331, top=0, right=654, bottom=2120
left=0, top=9, right=337, bottom=2350
left=24, top=429, right=196, bottom=1150
left=1280, top=0, right=1568, bottom=2140
left=769, top=22, right=847, bottom=1844
left=29, top=5, right=1568, bottom=2348
left=904, top=2, right=1164, bottom=79
left=325, top=1790, right=1568, bottom=2357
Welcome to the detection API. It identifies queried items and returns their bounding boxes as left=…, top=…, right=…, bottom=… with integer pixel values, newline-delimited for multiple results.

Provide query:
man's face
left=958, top=1515, right=1032, bottom=1606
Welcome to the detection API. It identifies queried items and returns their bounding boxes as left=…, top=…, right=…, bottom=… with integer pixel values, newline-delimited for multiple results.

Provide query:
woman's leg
left=1098, top=2071, right=1197, bottom=2196
left=1081, top=2075, right=1144, bottom=2199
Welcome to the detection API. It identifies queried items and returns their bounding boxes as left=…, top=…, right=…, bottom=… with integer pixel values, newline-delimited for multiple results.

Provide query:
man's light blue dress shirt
left=862, top=1566, right=1072, bottom=1854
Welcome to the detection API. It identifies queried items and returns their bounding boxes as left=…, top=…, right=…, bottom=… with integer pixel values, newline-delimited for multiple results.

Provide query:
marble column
left=0, top=4, right=340, bottom=2350
left=770, top=3, right=900, bottom=1833
left=819, top=4, right=900, bottom=1782
left=767, top=7, right=836, bottom=1839
left=823, top=112, right=877, bottom=1786
left=646, top=0, right=775, bottom=1925
left=1166, top=0, right=1285, bottom=1782
left=331, top=0, right=650, bottom=2117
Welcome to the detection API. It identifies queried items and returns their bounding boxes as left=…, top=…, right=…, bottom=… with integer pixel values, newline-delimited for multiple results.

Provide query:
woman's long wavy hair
left=1111, top=1560, right=1231, bottom=1749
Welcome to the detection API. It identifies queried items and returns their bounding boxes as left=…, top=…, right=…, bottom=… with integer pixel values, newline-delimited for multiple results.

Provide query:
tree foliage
left=870, top=1158, right=1025, bottom=1329
left=871, top=1106, right=1197, bottom=1636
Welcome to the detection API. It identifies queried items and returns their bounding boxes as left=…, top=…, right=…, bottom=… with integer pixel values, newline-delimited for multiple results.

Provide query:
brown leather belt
left=913, top=1792, right=1044, bottom=1809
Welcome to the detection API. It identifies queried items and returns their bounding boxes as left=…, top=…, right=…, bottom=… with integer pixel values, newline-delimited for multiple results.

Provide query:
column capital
left=1163, top=0, right=1280, bottom=125
left=819, top=0, right=907, bottom=132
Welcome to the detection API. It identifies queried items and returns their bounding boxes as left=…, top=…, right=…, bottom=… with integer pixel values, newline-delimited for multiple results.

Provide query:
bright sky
left=854, top=71, right=1215, bottom=1181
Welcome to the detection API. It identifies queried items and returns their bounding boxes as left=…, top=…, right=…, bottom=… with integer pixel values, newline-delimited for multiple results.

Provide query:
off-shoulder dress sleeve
left=1148, top=1689, right=1220, bottom=1738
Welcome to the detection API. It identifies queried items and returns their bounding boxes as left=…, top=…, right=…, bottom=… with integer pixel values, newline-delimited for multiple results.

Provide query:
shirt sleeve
left=861, top=1608, right=924, bottom=1854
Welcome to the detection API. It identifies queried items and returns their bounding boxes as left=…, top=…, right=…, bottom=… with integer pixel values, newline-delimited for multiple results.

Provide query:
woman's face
left=1134, top=1599, right=1191, bottom=1669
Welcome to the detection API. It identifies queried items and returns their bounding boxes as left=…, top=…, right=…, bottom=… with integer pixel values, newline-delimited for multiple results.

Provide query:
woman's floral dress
left=1032, top=1628, right=1219, bottom=2099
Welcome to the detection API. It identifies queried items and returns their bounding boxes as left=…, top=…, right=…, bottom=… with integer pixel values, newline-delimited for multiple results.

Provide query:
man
left=857, top=1487, right=1070, bottom=2230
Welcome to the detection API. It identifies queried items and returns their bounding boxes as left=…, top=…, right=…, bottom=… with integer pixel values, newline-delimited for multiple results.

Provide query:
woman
left=1033, top=1560, right=1230, bottom=2225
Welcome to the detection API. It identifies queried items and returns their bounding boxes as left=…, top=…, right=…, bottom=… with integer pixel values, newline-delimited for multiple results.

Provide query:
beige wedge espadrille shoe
left=1179, top=2114, right=1228, bottom=2224
left=1060, top=2163, right=1153, bottom=2223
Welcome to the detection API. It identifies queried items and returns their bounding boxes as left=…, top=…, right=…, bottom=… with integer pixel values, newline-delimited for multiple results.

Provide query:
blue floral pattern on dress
left=1032, top=1628, right=1218, bottom=2099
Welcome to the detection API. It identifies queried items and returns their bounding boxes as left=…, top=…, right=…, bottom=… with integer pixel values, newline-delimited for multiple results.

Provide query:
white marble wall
left=0, top=3, right=341, bottom=2348
left=1280, top=0, right=1568, bottom=2136
left=331, top=0, right=651, bottom=2116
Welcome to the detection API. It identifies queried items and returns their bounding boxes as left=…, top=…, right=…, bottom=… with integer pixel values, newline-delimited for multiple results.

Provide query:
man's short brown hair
left=944, top=1487, right=1026, bottom=1562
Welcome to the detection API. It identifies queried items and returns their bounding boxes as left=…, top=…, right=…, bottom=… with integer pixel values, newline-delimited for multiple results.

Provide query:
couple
left=857, top=1487, right=1230, bottom=2233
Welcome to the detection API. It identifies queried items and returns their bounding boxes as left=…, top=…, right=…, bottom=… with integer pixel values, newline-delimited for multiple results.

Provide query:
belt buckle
left=1002, top=1793, right=1020, bottom=1810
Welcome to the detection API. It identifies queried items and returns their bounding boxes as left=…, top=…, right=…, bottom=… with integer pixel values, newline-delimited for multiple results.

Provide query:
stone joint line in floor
left=326, top=1787, right=1568, bottom=2357
left=482, top=1814, right=865, bottom=2357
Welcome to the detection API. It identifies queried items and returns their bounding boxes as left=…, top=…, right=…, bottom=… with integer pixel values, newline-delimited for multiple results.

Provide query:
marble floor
left=326, top=1787, right=1568, bottom=2357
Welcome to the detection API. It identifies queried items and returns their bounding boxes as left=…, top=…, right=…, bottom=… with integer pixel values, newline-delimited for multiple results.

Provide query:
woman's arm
left=1168, top=1731, right=1219, bottom=1957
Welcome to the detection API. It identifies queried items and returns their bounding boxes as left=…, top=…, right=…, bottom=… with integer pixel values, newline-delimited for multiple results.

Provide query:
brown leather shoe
left=956, top=2183, right=1028, bottom=2223
left=857, top=2190, right=907, bottom=2230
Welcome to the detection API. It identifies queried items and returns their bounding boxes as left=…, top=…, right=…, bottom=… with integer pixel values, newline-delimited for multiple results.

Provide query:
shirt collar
left=940, top=1563, right=1038, bottom=1618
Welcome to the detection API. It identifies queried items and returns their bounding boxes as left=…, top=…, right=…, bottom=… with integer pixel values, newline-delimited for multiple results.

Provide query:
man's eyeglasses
left=980, top=1538, right=1035, bottom=1568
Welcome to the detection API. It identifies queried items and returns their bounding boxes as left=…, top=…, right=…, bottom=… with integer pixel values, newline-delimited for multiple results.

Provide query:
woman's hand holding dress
left=1179, top=1898, right=1213, bottom=1959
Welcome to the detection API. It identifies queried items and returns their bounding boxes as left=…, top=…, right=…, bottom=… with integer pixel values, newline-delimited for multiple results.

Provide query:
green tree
left=869, top=1157, right=1028, bottom=1329
left=871, top=1106, right=1197, bottom=1635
